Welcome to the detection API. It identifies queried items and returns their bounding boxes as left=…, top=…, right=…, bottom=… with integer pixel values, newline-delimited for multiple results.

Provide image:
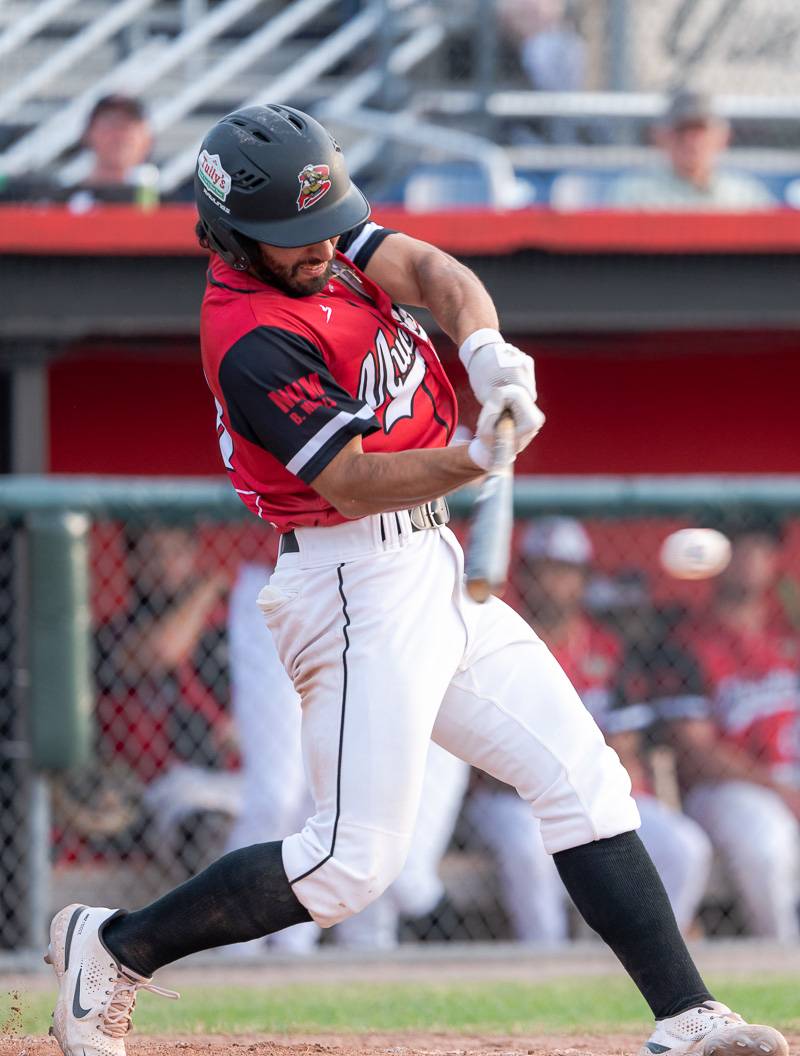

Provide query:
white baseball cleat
left=640, top=1001, right=789, bottom=1056
left=45, top=903, right=179, bottom=1056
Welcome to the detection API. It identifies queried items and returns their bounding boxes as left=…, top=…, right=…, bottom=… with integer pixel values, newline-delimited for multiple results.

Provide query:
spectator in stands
left=80, top=95, right=155, bottom=190
left=1, top=94, right=159, bottom=206
left=497, top=0, right=587, bottom=146
left=68, top=94, right=159, bottom=207
left=95, top=525, right=237, bottom=877
left=225, top=561, right=469, bottom=953
left=499, top=0, right=586, bottom=92
left=608, top=89, right=774, bottom=210
left=468, top=518, right=711, bottom=940
left=662, top=515, right=800, bottom=939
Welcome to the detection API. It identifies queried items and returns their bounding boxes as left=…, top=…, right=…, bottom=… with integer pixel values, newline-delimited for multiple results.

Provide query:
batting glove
left=459, top=328, right=536, bottom=406
left=468, top=384, right=545, bottom=470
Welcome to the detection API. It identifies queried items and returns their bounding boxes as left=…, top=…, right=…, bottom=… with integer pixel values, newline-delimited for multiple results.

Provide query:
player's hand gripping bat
left=465, top=410, right=515, bottom=603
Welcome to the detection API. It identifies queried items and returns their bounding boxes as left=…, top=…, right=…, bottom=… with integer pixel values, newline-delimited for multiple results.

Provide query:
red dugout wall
left=47, top=329, right=800, bottom=476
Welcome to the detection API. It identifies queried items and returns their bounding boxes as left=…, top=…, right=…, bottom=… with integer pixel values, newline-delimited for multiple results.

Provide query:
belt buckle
left=409, top=504, right=432, bottom=531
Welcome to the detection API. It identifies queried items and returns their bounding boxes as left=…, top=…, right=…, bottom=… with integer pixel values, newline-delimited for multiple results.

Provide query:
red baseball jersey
left=664, top=619, right=800, bottom=782
left=201, top=221, right=457, bottom=531
left=547, top=616, right=622, bottom=725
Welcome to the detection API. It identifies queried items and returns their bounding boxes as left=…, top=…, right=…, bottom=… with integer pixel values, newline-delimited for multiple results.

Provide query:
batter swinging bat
left=465, top=411, right=515, bottom=603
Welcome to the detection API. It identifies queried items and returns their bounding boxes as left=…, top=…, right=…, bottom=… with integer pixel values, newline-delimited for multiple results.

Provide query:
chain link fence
left=2, top=478, right=800, bottom=956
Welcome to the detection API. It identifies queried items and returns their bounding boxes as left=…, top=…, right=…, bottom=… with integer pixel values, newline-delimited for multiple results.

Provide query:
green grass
left=4, top=977, right=800, bottom=1038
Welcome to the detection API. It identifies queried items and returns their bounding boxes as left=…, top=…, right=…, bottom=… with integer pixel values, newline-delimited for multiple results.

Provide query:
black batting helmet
left=194, top=104, right=370, bottom=270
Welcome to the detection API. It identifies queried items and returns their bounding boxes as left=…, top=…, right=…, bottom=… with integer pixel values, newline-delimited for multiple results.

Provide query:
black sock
left=553, top=831, right=713, bottom=1020
left=102, top=841, right=311, bottom=977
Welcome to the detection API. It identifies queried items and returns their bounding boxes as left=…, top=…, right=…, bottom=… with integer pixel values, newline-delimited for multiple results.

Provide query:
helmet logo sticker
left=198, top=150, right=232, bottom=202
left=297, top=164, right=332, bottom=211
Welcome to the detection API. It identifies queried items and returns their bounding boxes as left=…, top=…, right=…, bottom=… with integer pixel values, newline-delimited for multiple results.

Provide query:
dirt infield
left=0, top=1031, right=649, bottom=1056
left=4, top=1033, right=800, bottom=1056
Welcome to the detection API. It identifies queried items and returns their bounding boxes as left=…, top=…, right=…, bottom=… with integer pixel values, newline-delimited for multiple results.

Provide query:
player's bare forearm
left=118, top=577, right=226, bottom=676
left=362, top=233, right=498, bottom=345
left=311, top=436, right=483, bottom=518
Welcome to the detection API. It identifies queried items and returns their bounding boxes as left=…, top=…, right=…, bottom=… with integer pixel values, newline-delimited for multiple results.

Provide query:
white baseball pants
left=260, top=512, right=639, bottom=928
left=685, top=780, right=800, bottom=939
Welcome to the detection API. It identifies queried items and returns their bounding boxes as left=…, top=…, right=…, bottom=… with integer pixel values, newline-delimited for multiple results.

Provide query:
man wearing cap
left=608, top=89, right=773, bottom=210
left=469, top=518, right=712, bottom=941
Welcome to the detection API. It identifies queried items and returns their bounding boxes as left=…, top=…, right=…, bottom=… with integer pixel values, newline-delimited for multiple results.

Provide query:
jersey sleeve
left=218, top=326, right=380, bottom=483
left=338, top=220, right=396, bottom=271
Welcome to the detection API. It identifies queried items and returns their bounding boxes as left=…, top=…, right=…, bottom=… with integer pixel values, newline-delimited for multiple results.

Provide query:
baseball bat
left=464, top=411, right=516, bottom=603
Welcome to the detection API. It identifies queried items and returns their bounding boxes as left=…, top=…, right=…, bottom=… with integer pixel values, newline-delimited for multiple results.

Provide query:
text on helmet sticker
left=198, top=150, right=232, bottom=202
left=297, top=164, right=332, bottom=211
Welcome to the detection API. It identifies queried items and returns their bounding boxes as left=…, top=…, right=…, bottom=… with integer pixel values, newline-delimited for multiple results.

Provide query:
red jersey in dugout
left=201, top=221, right=457, bottom=531
left=547, top=616, right=621, bottom=728
left=666, top=620, right=800, bottom=783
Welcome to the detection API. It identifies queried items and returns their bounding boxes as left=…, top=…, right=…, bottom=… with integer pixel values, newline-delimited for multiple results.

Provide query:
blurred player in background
left=663, top=517, right=800, bottom=939
left=608, top=89, right=774, bottom=210
left=469, top=518, right=711, bottom=940
left=227, top=561, right=469, bottom=952
left=96, top=526, right=237, bottom=876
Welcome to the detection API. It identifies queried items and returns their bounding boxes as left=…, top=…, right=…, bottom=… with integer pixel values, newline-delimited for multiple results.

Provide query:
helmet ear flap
left=203, top=218, right=254, bottom=271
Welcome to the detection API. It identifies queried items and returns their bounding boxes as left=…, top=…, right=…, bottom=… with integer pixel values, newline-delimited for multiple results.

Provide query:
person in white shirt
left=608, top=90, right=774, bottom=211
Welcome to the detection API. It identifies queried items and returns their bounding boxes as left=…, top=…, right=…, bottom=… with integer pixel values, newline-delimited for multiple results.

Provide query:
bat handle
left=492, top=408, right=516, bottom=469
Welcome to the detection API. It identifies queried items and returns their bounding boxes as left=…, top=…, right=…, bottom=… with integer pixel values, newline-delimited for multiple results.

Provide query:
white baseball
left=659, top=528, right=732, bottom=580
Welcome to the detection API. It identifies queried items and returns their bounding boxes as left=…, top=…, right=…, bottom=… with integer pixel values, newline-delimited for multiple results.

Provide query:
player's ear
left=204, top=218, right=252, bottom=271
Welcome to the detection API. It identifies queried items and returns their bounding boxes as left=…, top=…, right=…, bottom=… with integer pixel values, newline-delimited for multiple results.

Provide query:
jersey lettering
left=269, top=371, right=337, bottom=426
left=357, top=326, right=426, bottom=431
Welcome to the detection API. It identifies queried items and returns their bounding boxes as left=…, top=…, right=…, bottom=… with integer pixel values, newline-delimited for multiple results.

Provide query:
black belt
left=278, top=499, right=449, bottom=557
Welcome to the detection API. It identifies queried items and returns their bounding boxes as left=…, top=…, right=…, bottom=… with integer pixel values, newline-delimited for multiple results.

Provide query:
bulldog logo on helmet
left=297, top=163, right=332, bottom=211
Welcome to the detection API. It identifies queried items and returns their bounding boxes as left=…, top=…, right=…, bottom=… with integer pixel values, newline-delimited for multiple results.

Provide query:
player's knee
left=293, top=829, right=411, bottom=928
left=536, top=742, right=640, bottom=853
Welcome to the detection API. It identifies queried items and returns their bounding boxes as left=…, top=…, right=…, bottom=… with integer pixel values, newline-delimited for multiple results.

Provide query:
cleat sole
left=704, top=1027, right=789, bottom=1056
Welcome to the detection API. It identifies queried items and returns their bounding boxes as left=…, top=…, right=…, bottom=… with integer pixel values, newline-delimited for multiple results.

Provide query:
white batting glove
left=467, top=384, right=545, bottom=470
left=459, top=328, right=536, bottom=406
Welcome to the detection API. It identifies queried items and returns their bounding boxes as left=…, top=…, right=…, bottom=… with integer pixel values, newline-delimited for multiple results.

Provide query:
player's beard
left=253, top=250, right=333, bottom=298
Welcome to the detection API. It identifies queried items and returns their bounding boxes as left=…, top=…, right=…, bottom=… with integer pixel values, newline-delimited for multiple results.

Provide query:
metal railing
left=0, top=0, right=161, bottom=123
left=0, top=0, right=287, bottom=177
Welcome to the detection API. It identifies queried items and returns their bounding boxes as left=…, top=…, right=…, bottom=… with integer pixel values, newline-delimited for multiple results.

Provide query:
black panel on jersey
left=338, top=221, right=396, bottom=272
left=610, top=638, right=708, bottom=727
left=219, top=326, right=379, bottom=483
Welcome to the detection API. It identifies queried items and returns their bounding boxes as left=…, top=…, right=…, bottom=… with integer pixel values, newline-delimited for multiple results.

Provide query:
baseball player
left=46, top=105, right=786, bottom=1056
left=662, top=519, right=800, bottom=939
